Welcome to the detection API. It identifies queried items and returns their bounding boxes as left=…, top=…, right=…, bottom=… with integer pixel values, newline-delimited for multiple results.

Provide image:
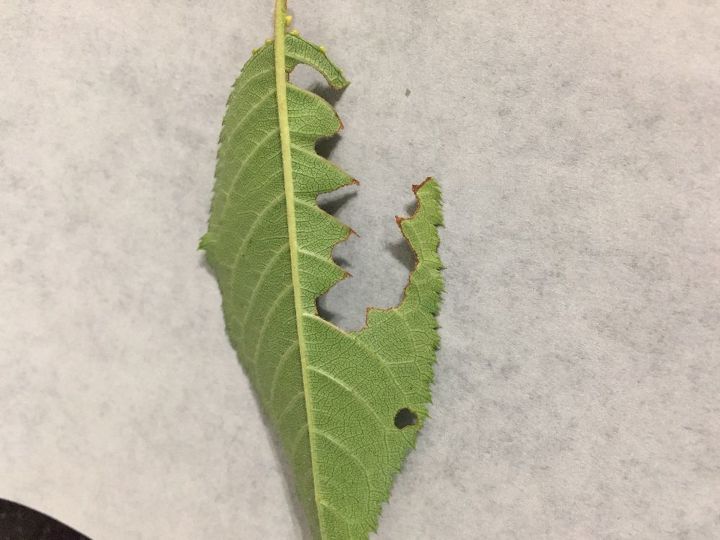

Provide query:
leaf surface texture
left=201, top=2, right=443, bottom=538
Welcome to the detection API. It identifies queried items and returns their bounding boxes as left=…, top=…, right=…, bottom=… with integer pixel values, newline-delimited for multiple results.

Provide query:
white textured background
left=1, top=1, right=719, bottom=538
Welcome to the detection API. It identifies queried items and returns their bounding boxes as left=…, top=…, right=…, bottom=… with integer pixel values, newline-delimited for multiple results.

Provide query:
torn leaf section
left=357, top=179, right=443, bottom=420
left=301, top=179, right=442, bottom=539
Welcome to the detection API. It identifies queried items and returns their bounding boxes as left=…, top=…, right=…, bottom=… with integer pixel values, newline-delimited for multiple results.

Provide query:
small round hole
left=394, top=408, right=418, bottom=429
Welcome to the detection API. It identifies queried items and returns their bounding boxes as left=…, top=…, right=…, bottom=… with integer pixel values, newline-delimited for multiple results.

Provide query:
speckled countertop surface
left=1, top=1, right=719, bottom=538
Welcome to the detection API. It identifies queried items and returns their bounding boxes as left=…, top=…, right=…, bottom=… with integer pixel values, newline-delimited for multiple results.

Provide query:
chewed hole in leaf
left=316, top=188, right=418, bottom=331
left=394, top=408, right=418, bottom=429
left=290, top=63, right=326, bottom=88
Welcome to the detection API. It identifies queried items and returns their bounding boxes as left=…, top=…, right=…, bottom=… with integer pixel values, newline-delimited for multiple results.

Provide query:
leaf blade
left=202, top=2, right=443, bottom=538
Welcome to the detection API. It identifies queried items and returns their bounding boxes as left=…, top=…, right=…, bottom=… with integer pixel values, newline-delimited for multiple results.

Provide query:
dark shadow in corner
left=404, top=199, right=417, bottom=216
left=386, top=239, right=415, bottom=273
left=312, top=82, right=348, bottom=162
left=332, top=255, right=351, bottom=268
left=310, top=83, right=347, bottom=108
left=315, top=135, right=342, bottom=161
left=316, top=298, right=341, bottom=325
left=317, top=191, right=357, bottom=217
left=0, top=498, right=90, bottom=540
left=385, top=197, right=420, bottom=272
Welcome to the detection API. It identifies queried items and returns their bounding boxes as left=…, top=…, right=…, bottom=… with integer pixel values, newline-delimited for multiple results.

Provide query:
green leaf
left=200, top=1, right=443, bottom=538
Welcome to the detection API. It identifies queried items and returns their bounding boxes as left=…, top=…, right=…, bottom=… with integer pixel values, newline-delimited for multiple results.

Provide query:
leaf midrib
left=273, top=0, right=324, bottom=534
